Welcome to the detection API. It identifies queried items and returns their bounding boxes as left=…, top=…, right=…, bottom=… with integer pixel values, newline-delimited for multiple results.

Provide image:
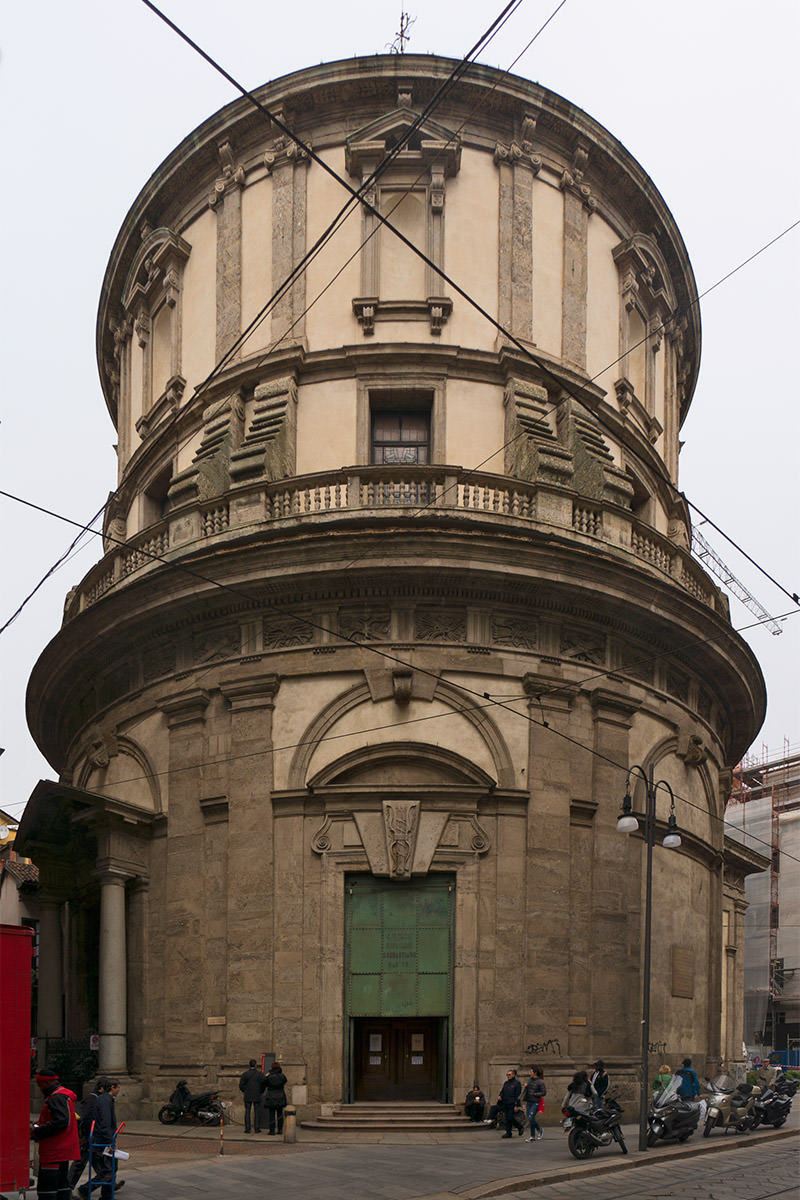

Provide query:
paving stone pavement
left=507, top=1139, right=799, bottom=1200
left=93, top=1117, right=798, bottom=1200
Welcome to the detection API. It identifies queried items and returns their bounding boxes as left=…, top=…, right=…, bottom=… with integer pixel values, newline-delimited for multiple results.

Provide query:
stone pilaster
left=561, top=188, right=588, bottom=369
left=268, top=137, right=309, bottom=346
left=211, top=141, right=245, bottom=363
left=157, top=689, right=211, bottom=1061
left=495, top=147, right=535, bottom=344
left=587, top=689, right=641, bottom=1056
left=219, top=676, right=280, bottom=1057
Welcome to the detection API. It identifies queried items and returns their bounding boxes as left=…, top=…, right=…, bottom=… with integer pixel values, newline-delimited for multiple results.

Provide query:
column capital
left=219, top=673, right=281, bottom=711
left=94, top=859, right=137, bottom=885
left=158, top=688, right=210, bottom=728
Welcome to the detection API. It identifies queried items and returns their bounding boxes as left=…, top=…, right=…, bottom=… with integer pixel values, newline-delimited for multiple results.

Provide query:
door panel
left=354, top=1017, right=439, bottom=1100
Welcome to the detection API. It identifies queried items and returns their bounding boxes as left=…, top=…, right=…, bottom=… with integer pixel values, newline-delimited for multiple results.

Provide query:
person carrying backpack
left=675, top=1058, right=701, bottom=1099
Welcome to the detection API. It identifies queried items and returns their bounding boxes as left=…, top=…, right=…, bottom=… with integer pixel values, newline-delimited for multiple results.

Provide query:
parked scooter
left=647, top=1074, right=702, bottom=1145
left=702, top=1075, right=760, bottom=1136
left=752, top=1071, right=796, bottom=1129
left=158, top=1080, right=226, bottom=1125
left=562, top=1091, right=627, bottom=1159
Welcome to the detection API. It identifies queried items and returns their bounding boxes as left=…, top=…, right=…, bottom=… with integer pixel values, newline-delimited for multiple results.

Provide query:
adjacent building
left=17, top=55, right=766, bottom=1115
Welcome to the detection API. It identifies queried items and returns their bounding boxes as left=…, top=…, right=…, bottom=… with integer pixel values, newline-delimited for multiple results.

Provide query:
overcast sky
left=1, top=0, right=798, bottom=820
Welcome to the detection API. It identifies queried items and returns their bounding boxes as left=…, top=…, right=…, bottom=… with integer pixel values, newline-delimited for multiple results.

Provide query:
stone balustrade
left=65, top=466, right=720, bottom=621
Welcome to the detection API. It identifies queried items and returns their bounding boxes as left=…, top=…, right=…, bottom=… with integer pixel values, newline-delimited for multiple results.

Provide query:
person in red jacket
left=31, top=1068, right=81, bottom=1200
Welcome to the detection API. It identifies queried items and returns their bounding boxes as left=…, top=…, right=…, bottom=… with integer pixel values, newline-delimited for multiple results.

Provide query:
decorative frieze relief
left=263, top=614, right=314, bottom=649
left=192, top=626, right=241, bottom=666
left=560, top=626, right=606, bottom=665
left=415, top=606, right=467, bottom=642
left=339, top=609, right=391, bottom=643
left=310, top=802, right=491, bottom=875
left=491, top=614, right=538, bottom=651
left=384, top=800, right=419, bottom=878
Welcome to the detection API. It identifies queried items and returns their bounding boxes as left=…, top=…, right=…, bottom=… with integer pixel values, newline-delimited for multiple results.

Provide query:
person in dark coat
left=498, top=1069, right=523, bottom=1138
left=67, top=1080, right=103, bottom=1190
left=78, top=1078, right=124, bottom=1199
left=464, top=1083, right=486, bottom=1122
left=239, top=1059, right=266, bottom=1133
left=522, top=1067, right=546, bottom=1140
left=590, top=1060, right=609, bottom=1110
left=31, top=1067, right=81, bottom=1200
left=262, top=1062, right=288, bottom=1135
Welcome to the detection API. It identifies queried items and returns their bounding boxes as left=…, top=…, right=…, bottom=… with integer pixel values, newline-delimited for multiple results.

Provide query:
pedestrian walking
left=522, top=1067, right=546, bottom=1140
left=31, top=1067, right=80, bottom=1200
left=497, top=1069, right=523, bottom=1138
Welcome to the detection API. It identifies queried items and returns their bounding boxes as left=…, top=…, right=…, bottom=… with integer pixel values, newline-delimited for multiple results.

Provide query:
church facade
left=19, top=56, right=766, bottom=1115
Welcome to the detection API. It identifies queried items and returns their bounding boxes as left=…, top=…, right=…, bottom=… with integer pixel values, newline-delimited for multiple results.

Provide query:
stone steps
left=300, top=1102, right=490, bottom=1133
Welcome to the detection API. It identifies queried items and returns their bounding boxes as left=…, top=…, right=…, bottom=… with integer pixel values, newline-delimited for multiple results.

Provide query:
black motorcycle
left=647, top=1074, right=701, bottom=1145
left=562, top=1090, right=627, bottom=1159
left=752, top=1072, right=796, bottom=1129
left=158, top=1080, right=226, bottom=1125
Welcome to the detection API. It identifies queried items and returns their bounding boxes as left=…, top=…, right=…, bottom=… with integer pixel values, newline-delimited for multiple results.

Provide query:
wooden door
left=354, top=1017, right=439, bottom=1100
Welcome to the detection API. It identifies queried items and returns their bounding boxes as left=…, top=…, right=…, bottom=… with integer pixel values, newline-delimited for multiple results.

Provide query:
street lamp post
left=617, top=763, right=681, bottom=1152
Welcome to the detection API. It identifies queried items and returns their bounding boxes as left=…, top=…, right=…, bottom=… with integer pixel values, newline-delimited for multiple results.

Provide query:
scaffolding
left=727, top=740, right=800, bottom=1060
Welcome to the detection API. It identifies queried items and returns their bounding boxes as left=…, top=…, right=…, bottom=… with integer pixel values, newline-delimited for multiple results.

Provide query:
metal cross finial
left=390, top=11, right=415, bottom=54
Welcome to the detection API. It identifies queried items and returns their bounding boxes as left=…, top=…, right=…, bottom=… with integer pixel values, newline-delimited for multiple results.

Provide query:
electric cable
left=4, top=480, right=797, bottom=864
left=5, top=10, right=795, bottom=848
left=139, top=0, right=800, bottom=609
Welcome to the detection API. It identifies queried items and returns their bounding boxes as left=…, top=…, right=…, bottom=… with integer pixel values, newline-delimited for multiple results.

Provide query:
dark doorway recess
left=353, top=1016, right=440, bottom=1101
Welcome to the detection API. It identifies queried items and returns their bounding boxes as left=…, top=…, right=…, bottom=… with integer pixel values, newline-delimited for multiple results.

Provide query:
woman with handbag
left=523, top=1067, right=546, bottom=1141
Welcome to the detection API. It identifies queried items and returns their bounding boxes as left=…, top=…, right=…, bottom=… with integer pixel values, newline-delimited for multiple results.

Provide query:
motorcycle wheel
left=771, top=1117, right=786, bottom=1128
left=200, top=1101, right=224, bottom=1125
left=158, top=1105, right=181, bottom=1125
left=703, top=1116, right=715, bottom=1138
left=568, top=1129, right=595, bottom=1159
left=613, top=1128, right=627, bottom=1155
left=646, top=1128, right=658, bottom=1148
left=677, top=1130, right=693, bottom=1142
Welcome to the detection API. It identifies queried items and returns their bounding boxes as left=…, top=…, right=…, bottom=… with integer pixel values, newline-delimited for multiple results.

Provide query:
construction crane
left=691, top=527, right=783, bottom=636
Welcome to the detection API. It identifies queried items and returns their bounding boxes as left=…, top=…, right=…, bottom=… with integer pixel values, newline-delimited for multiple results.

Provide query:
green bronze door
left=345, top=875, right=454, bottom=1101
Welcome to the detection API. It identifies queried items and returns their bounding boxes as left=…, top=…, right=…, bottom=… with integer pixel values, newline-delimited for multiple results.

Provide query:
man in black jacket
left=239, top=1059, right=266, bottom=1133
left=498, top=1069, right=523, bottom=1138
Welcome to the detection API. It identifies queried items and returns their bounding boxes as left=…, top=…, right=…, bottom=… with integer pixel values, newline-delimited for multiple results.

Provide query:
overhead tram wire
left=6, top=18, right=791, bottom=836
left=3, top=484, right=795, bottom=866
left=1, top=0, right=530, bottom=635
left=143, top=0, right=800, bottom=608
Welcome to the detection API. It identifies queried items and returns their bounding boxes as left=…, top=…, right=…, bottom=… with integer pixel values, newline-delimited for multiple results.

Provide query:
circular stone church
left=19, top=55, right=765, bottom=1118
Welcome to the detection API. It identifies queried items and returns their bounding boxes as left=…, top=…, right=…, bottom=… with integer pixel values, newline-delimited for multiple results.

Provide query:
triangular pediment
left=346, top=107, right=461, bottom=177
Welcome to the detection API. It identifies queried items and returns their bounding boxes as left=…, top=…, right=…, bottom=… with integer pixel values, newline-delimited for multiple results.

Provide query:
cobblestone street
left=91, top=1119, right=798, bottom=1200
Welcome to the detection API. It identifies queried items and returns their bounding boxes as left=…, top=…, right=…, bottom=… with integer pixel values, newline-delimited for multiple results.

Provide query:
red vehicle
left=0, top=924, right=34, bottom=1198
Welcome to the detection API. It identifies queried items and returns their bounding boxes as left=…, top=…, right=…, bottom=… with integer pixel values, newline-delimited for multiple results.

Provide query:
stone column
left=97, top=868, right=129, bottom=1073
left=37, top=898, right=64, bottom=1047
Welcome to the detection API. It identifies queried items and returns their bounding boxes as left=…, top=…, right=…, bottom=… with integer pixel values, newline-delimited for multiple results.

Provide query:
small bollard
left=282, top=1105, right=296, bottom=1143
